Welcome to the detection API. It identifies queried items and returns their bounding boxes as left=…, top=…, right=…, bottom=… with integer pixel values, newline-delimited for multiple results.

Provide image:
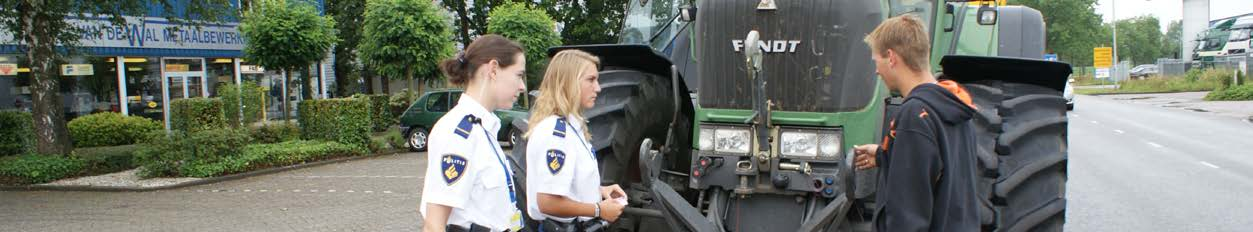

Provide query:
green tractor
left=509, top=0, right=1071, bottom=231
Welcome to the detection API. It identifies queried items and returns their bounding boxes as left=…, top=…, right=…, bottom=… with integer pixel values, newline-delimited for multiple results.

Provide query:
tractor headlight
left=698, top=127, right=714, bottom=151
left=781, top=129, right=842, bottom=159
left=714, top=128, right=751, bottom=153
left=780, top=132, right=817, bottom=157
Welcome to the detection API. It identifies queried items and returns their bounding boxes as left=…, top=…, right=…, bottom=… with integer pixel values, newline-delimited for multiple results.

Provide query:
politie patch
left=546, top=149, right=566, bottom=174
left=441, top=154, right=468, bottom=185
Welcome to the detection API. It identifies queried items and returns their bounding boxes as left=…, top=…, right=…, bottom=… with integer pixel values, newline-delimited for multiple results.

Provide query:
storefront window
left=123, top=57, right=165, bottom=122
left=207, top=58, right=236, bottom=97
left=0, top=55, right=119, bottom=121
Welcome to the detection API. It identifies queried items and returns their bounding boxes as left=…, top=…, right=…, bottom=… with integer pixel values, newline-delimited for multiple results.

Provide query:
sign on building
left=61, top=64, right=94, bottom=76
left=0, top=64, right=17, bottom=76
left=240, top=65, right=265, bottom=74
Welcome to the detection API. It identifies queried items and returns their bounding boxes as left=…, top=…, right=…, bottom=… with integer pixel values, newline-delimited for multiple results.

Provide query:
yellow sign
left=147, top=101, right=158, bottom=108
left=164, top=64, right=190, bottom=72
left=0, top=64, right=16, bottom=76
left=1093, top=47, right=1113, bottom=68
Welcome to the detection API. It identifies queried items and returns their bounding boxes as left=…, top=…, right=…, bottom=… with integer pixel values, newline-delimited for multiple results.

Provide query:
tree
left=1162, top=20, right=1182, bottom=59
left=1009, top=0, right=1107, bottom=67
left=0, top=0, right=233, bottom=155
left=327, top=0, right=367, bottom=96
left=1114, top=16, right=1163, bottom=65
left=359, top=0, right=455, bottom=95
left=488, top=2, right=562, bottom=92
left=240, top=0, right=339, bottom=121
left=539, top=0, right=629, bottom=44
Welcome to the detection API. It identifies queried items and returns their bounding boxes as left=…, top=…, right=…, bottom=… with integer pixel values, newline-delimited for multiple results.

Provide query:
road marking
left=1091, top=120, right=1100, bottom=124
left=1146, top=142, right=1163, bottom=148
left=364, top=191, right=374, bottom=193
left=346, top=190, right=355, bottom=193
left=243, top=189, right=251, bottom=192
left=309, top=189, right=318, bottom=193
left=328, top=190, right=336, bottom=193
left=292, top=189, right=302, bottom=192
left=1113, top=129, right=1125, bottom=134
left=1199, top=161, right=1220, bottom=169
left=259, top=190, right=268, bottom=192
left=1071, top=114, right=1080, bottom=118
left=383, top=191, right=393, bottom=194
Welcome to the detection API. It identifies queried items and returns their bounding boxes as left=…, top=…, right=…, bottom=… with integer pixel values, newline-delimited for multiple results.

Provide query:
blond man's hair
left=863, top=15, right=931, bottom=73
left=524, top=50, right=600, bottom=140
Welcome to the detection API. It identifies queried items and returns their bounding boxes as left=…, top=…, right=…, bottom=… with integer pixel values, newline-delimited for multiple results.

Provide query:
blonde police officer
left=525, top=50, right=628, bottom=231
left=421, top=35, right=527, bottom=232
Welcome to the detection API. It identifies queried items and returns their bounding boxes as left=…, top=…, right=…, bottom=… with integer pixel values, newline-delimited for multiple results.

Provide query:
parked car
left=1064, top=78, right=1075, bottom=110
left=397, top=89, right=528, bottom=151
left=1129, top=64, right=1159, bottom=79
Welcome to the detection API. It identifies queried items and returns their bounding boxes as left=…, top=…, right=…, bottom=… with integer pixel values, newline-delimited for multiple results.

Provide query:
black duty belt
left=539, top=218, right=606, bottom=232
left=447, top=223, right=506, bottom=232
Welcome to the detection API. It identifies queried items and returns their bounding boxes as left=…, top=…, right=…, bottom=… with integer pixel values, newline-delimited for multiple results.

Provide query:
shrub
left=0, top=111, right=33, bottom=156
left=298, top=98, right=370, bottom=147
left=249, top=122, right=301, bottom=144
left=187, top=128, right=251, bottom=164
left=133, top=131, right=193, bottom=177
left=180, top=140, right=366, bottom=177
left=133, top=128, right=251, bottom=178
left=72, top=144, right=141, bottom=175
left=388, top=89, right=418, bottom=119
left=218, top=81, right=266, bottom=127
left=0, top=154, right=87, bottom=184
left=68, top=112, right=162, bottom=147
left=355, top=94, right=394, bottom=132
left=170, top=98, right=227, bottom=133
left=1205, top=84, right=1253, bottom=101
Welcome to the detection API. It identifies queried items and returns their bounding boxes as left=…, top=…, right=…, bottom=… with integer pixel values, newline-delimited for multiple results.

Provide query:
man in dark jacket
left=853, top=15, right=980, bottom=232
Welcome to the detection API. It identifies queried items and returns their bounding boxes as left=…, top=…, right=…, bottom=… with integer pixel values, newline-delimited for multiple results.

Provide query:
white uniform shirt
left=420, top=96, right=521, bottom=231
left=525, top=115, right=602, bottom=222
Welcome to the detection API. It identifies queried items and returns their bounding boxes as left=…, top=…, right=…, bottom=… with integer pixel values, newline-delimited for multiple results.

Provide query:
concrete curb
left=0, top=150, right=407, bottom=192
left=1081, top=91, right=1211, bottom=96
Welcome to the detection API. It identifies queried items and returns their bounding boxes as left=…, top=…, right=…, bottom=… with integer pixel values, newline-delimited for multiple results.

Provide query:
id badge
left=510, top=210, right=524, bottom=231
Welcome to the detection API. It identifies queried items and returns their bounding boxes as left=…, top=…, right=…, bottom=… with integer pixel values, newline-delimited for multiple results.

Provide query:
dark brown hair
left=440, top=34, right=525, bottom=86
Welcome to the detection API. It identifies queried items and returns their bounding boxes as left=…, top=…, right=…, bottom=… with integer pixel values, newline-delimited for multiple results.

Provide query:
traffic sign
left=1095, top=68, right=1111, bottom=79
left=1093, top=47, right=1113, bottom=68
left=1044, top=54, right=1058, bottom=61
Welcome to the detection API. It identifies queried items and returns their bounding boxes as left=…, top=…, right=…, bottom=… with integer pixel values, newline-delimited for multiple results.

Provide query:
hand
left=600, top=184, right=627, bottom=201
left=596, top=200, right=626, bottom=222
left=854, top=144, right=879, bottom=170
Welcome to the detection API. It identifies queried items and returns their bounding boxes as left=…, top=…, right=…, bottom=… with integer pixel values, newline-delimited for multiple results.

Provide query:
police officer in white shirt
left=421, top=35, right=528, bottom=232
left=524, top=50, right=628, bottom=232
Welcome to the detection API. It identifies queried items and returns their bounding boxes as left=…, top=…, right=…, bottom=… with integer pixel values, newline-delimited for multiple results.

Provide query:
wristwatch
left=594, top=202, right=602, bottom=218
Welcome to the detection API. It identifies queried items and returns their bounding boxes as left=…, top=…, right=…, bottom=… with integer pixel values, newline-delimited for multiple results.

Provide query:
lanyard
left=477, top=124, right=517, bottom=203
left=564, top=119, right=596, bottom=159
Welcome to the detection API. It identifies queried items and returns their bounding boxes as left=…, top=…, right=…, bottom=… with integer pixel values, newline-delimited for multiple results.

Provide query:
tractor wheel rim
left=411, top=131, right=427, bottom=149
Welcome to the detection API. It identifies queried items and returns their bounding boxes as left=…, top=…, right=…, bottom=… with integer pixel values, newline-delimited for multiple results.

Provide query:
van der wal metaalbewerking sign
left=0, top=16, right=245, bottom=51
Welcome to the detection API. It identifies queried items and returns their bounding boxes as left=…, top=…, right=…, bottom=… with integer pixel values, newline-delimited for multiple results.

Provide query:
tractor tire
left=964, top=81, right=1068, bottom=232
left=586, top=68, right=689, bottom=188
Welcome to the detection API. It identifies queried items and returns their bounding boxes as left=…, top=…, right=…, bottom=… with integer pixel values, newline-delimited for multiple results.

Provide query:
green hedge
left=354, top=94, right=393, bottom=132
left=250, top=122, right=301, bottom=144
left=72, top=145, right=141, bottom=175
left=0, top=111, right=33, bottom=156
left=170, top=98, right=227, bottom=133
left=298, top=98, right=370, bottom=147
left=0, top=154, right=87, bottom=184
left=133, top=128, right=251, bottom=177
left=68, top=112, right=162, bottom=147
left=181, top=140, right=365, bottom=177
left=219, top=81, right=266, bottom=127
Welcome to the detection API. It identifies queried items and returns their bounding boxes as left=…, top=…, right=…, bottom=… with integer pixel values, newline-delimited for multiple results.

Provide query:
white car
left=1064, top=78, right=1075, bottom=110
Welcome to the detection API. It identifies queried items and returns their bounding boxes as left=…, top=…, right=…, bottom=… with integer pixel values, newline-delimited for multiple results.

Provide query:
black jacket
left=873, top=81, right=980, bottom=232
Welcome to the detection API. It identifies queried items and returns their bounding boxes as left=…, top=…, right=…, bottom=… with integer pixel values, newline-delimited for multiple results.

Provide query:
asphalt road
left=1065, top=94, right=1253, bottom=231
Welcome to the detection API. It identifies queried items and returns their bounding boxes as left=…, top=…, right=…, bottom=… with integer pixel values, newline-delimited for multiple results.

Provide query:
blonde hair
left=863, top=15, right=931, bottom=73
left=524, top=50, right=600, bottom=140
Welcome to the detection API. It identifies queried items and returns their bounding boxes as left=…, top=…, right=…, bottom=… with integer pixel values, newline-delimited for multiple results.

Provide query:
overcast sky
left=1094, top=0, right=1253, bottom=32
